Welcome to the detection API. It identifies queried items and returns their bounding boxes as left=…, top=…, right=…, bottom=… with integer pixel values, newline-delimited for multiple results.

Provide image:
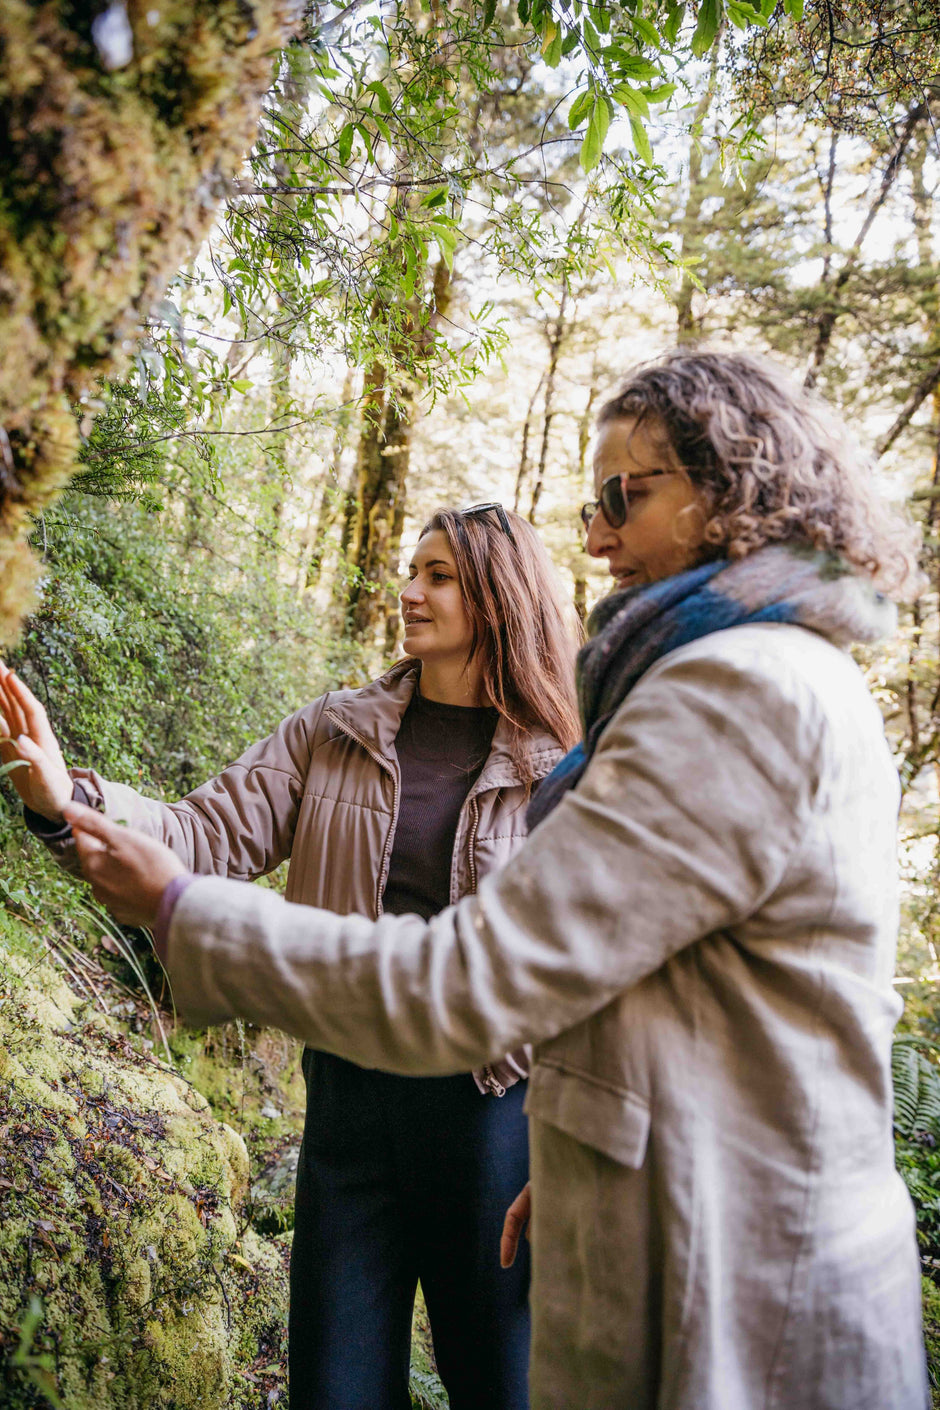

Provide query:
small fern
left=893, top=1037, right=940, bottom=1140
left=409, top=1367, right=450, bottom=1410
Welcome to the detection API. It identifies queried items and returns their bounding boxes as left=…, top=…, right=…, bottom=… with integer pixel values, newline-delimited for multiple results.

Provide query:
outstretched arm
left=1, top=660, right=320, bottom=880
left=64, top=635, right=854, bottom=1074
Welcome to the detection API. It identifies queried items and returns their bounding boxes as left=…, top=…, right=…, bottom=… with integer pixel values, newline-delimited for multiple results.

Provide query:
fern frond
left=893, top=1037, right=940, bottom=1139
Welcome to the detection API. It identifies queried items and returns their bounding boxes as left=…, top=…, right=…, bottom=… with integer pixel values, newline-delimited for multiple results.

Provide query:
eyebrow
left=408, top=558, right=454, bottom=571
left=597, top=469, right=672, bottom=487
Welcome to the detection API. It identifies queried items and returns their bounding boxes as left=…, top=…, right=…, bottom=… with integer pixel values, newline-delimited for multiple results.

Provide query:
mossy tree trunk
left=345, top=257, right=453, bottom=651
left=0, top=0, right=301, bottom=644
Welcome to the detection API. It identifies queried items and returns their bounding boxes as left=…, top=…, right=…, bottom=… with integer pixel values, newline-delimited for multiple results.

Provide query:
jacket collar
left=325, top=660, right=563, bottom=789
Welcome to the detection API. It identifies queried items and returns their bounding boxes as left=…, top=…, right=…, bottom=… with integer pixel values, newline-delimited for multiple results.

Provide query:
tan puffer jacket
left=65, top=660, right=564, bottom=1094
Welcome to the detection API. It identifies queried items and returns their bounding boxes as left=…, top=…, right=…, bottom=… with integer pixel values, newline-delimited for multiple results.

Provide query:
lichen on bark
left=0, top=0, right=301, bottom=643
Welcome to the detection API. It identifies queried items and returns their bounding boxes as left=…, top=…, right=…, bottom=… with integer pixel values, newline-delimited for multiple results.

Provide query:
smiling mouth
left=612, top=568, right=643, bottom=588
left=403, top=616, right=432, bottom=625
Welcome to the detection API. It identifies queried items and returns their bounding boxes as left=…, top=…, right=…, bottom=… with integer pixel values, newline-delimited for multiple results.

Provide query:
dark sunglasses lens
left=600, top=475, right=627, bottom=528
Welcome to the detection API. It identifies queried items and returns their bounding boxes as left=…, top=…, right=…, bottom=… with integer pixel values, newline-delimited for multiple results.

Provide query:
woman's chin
left=402, top=630, right=431, bottom=656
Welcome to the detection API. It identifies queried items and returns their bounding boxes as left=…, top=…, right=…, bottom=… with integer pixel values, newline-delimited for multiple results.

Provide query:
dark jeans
left=289, top=1050, right=531, bottom=1410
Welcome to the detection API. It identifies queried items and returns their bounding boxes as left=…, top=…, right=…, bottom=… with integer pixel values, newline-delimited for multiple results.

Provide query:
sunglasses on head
left=580, top=470, right=670, bottom=532
left=459, top=502, right=516, bottom=545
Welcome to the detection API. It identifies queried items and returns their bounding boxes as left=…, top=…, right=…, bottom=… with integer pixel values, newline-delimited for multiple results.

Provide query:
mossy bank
left=0, top=905, right=291, bottom=1408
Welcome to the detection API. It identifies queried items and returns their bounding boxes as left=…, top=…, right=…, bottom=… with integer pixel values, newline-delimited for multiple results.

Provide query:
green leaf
left=231, top=379, right=254, bottom=393
left=580, top=96, right=610, bottom=173
left=691, top=0, right=722, bottom=56
left=373, top=112, right=392, bottom=146
left=631, top=16, right=661, bottom=46
left=402, top=242, right=417, bottom=300
left=517, top=0, right=530, bottom=24
left=483, top=0, right=497, bottom=25
left=365, top=79, right=392, bottom=113
left=612, top=55, right=662, bottom=81
left=568, top=88, right=594, bottom=129
left=783, top=0, right=804, bottom=16
left=643, top=82, right=677, bottom=103
left=663, top=2, right=685, bottom=44
left=579, top=125, right=601, bottom=173
left=561, top=28, right=581, bottom=54
left=421, top=185, right=449, bottom=208
left=337, top=122, right=355, bottom=165
left=612, top=83, right=649, bottom=117
left=355, top=122, right=374, bottom=162
left=630, top=114, right=653, bottom=165
left=594, top=94, right=611, bottom=144
left=429, top=221, right=458, bottom=272
left=726, top=0, right=766, bottom=27
left=582, top=16, right=600, bottom=51
left=541, top=17, right=564, bottom=65
left=589, top=2, right=610, bottom=34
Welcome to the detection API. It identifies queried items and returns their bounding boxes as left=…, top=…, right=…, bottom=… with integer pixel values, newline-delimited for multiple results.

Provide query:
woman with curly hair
left=43, top=349, right=928, bottom=1408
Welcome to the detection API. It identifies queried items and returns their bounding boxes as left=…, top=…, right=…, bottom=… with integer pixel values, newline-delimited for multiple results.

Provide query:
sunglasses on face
left=580, top=470, right=670, bottom=532
left=460, top=502, right=516, bottom=544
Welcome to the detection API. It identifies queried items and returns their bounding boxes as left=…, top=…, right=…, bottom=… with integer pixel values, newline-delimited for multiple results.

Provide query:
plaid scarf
left=527, top=544, right=896, bottom=830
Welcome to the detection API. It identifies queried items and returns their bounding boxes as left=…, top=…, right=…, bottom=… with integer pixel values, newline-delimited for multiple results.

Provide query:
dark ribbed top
left=382, top=690, right=499, bottom=921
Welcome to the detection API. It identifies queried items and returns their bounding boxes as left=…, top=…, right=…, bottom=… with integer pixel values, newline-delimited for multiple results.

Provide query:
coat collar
left=325, top=660, right=563, bottom=789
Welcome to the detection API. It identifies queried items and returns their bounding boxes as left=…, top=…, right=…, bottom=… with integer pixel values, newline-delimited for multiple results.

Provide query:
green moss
left=0, top=1, right=300, bottom=643
left=925, top=1275, right=940, bottom=1409
left=0, top=911, right=290, bottom=1407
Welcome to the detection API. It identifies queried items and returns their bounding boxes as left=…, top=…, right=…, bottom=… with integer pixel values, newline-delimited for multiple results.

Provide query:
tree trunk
left=345, top=257, right=452, bottom=647
left=674, top=32, right=724, bottom=340
left=804, top=100, right=927, bottom=389
left=513, top=371, right=546, bottom=514
left=528, top=287, right=570, bottom=525
left=297, top=367, right=357, bottom=594
left=0, top=2, right=301, bottom=643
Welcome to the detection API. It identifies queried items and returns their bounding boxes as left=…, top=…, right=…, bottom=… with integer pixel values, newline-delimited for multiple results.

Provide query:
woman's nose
left=401, top=579, right=423, bottom=605
left=585, top=509, right=619, bottom=559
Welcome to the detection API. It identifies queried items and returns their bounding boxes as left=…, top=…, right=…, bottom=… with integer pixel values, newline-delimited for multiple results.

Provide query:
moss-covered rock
left=0, top=0, right=301, bottom=642
left=924, top=1274, right=940, bottom=1410
left=0, top=911, right=290, bottom=1407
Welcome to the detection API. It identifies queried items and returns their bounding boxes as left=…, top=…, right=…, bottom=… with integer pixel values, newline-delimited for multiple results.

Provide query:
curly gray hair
left=598, top=348, right=922, bottom=600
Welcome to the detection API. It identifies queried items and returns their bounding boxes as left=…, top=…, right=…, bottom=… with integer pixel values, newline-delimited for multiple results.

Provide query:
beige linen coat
left=161, top=624, right=925, bottom=1409
left=64, top=661, right=564, bottom=1093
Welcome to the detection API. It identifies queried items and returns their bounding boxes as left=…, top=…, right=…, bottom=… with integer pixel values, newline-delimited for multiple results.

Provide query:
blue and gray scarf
left=527, top=544, right=896, bottom=830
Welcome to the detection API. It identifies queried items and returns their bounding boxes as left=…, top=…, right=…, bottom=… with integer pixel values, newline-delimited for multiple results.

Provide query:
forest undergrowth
left=0, top=494, right=446, bottom=1408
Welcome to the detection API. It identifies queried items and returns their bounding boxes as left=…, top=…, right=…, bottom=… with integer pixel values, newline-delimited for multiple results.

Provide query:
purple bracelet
left=152, top=873, right=198, bottom=964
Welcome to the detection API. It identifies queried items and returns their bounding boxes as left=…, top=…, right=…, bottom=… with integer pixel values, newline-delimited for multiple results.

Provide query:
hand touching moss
left=62, top=801, right=187, bottom=927
left=0, top=661, right=73, bottom=823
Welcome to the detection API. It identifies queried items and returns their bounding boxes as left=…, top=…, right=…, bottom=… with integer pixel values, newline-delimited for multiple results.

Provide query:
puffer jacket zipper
left=466, top=796, right=481, bottom=896
left=323, top=710, right=400, bottom=919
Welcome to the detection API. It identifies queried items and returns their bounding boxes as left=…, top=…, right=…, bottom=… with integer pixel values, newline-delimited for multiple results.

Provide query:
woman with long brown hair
left=1, top=503, right=580, bottom=1410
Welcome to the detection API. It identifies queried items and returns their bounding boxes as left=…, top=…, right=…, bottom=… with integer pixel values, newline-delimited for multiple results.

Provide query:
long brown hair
left=598, top=348, right=922, bottom=599
left=414, top=507, right=581, bottom=784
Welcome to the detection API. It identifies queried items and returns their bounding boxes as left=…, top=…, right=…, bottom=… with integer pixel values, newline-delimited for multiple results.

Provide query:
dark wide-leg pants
left=288, top=1050, right=531, bottom=1410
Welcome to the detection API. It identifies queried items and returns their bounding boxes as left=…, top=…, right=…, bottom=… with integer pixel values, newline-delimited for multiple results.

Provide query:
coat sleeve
left=59, top=698, right=329, bottom=879
left=164, top=639, right=828, bottom=1068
